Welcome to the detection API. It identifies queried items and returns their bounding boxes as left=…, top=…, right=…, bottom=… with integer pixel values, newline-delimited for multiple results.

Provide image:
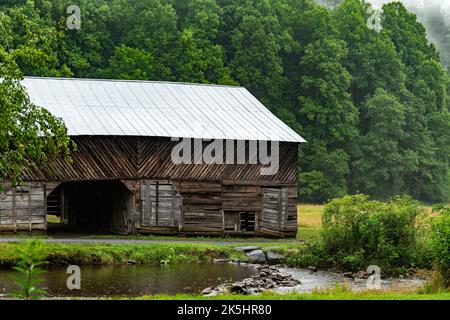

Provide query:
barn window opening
left=240, top=211, right=256, bottom=232
left=46, top=180, right=132, bottom=235
left=223, top=210, right=257, bottom=232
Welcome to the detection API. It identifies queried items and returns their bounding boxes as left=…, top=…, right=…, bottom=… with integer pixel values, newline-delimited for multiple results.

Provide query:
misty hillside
left=319, top=0, right=450, bottom=69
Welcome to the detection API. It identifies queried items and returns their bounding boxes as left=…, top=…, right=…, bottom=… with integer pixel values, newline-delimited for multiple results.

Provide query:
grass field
left=138, top=288, right=450, bottom=300
left=297, top=204, right=324, bottom=242
left=295, top=203, right=440, bottom=242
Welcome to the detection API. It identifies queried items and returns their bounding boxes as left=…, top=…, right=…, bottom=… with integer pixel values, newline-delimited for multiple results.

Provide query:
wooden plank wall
left=140, top=180, right=182, bottom=228
left=0, top=182, right=58, bottom=233
left=137, top=180, right=298, bottom=237
left=13, top=136, right=299, bottom=237
left=260, top=187, right=297, bottom=236
left=175, top=181, right=223, bottom=233
left=22, top=137, right=298, bottom=184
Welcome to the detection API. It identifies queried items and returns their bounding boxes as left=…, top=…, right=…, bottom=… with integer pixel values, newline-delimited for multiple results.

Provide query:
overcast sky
left=370, top=0, right=450, bottom=10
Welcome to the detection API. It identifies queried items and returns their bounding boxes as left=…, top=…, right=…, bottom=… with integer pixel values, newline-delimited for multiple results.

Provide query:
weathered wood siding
left=140, top=180, right=182, bottom=229
left=22, top=137, right=298, bottom=183
left=260, top=187, right=297, bottom=236
left=137, top=180, right=297, bottom=237
left=3, top=137, right=299, bottom=237
left=176, top=181, right=223, bottom=233
left=0, top=183, right=58, bottom=233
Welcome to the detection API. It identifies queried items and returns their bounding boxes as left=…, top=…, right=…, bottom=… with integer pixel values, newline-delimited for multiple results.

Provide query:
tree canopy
left=0, top=0, right=449, bottom=203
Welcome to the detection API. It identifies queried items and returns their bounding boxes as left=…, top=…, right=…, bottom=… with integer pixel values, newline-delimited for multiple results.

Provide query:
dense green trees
left=0, top=0, right=449, bottom=203
left=0, top=7, right=73, bottom=185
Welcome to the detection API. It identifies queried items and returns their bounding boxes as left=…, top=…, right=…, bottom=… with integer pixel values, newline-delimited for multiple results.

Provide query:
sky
left=370, top=0, right=450, bottom=10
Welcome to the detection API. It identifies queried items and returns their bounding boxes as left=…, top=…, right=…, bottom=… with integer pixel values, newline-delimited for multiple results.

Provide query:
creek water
left=276, top=267, right=425, bottom=293
left=0, top=263, right=425, bottom=298
left=0, top=263, right=256, bottom=298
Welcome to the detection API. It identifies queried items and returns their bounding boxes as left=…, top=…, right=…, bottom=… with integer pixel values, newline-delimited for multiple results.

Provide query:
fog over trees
left=320, top=0, right=450, bottom=69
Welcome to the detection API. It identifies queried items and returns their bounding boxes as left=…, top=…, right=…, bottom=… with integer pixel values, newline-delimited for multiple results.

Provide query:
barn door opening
left=46, top=180, right=132, bottom=235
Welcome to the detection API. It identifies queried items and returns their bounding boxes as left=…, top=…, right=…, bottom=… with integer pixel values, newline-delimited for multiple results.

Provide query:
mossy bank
left=0, top=242, right=248, bottom=268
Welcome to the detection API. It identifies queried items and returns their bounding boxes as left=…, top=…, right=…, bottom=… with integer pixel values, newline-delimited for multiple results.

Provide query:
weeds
left=11, top=240, right=47, bottom=300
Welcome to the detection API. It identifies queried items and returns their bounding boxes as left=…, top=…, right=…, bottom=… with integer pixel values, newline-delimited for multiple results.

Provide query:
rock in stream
left=202, top=265, right=301, bottom=296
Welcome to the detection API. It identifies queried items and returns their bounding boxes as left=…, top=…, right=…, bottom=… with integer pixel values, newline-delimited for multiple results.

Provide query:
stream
left=276, top=267, right=425, bottom=293
left=0, top=264, right=256, bottom=298
left=0, top=263, right=425, bottom=298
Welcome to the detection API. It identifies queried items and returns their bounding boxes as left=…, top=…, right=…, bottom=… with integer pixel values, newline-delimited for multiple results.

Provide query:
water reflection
left=0, top=264, right=256, bottom=298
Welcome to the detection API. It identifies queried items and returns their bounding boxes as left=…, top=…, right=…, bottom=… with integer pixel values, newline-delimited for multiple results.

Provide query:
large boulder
left=266, top=251, right=284, bottom=263
left=246, top=249, right=267, bottom=262
left=229, top=284, right=250, bottom=295
left=307, top=266, right=318, bottom=273
left=234, top=246, right=260, bottom=252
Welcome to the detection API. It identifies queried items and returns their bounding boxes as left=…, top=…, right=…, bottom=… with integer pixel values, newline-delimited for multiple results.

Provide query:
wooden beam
left=155, top=180, right=159, bottom=226
left=43, top=184, right=47, bottom=231
left=12, top=188, right=16, bottom=233
left=278, top=189, right=282, bottom=231
left=28, top=187, right=32, bottom=232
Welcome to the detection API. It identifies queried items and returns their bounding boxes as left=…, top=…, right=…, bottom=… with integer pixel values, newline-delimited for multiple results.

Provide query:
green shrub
left=430, top=205, right=450, bottom=287
left=321, top=195, right=428, bottom=272
left=284, top=244, right=330, bottom=268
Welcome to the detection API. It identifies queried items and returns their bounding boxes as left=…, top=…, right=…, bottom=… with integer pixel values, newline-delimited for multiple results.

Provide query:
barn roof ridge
left=23, top=76, right=244, bottom=89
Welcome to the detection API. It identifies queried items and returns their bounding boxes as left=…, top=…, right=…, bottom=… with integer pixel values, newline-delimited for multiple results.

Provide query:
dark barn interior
left=47, top=180, right=132, bottom=235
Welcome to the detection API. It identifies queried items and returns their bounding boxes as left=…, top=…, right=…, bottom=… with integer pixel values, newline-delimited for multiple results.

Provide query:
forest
left=0, top=0, right=449, bottom=204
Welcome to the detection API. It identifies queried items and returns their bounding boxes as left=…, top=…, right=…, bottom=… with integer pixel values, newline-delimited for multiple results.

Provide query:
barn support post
left=171, top=183, right=175, bottom=227
left=178, top=204, right=183, bottom=231
left=12, top=188, right=16, bottom=233
left=221, top=209, right=225, bottom=233
left=278, top=189, right=282, bottom=231
left=43, top=183, right=47, bottom=232
left=155, top=180, right=159, bottom=226
left=28, top=188, right=32, bottom=232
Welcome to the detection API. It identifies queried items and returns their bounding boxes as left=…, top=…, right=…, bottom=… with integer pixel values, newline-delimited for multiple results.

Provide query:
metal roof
left=22, top=77, right=306, bottom=143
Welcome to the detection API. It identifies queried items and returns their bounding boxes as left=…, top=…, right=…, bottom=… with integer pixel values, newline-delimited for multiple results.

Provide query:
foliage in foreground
left=287, top=195, right=433, bottom=273
left=12, top=240, right=47, bottom=300
left=0, top=242, right=247, bottom=268
left=430, top=205, right=450, bottom=287
left=137, top=287, right=450, bottom=301
left=0, top=15, right=75, bottom=186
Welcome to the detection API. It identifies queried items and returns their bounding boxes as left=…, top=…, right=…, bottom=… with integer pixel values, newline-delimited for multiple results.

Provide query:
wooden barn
left=0, top=77, right=306, bottom=237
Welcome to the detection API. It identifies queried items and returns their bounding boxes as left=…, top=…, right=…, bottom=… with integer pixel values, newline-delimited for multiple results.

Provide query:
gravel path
left=0, top=237, right=300, bottom=246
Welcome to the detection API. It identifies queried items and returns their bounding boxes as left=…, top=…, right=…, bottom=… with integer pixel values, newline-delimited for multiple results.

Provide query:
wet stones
left=354, top=271, right=369, bottom=279
left=234, top=246, right=261, bottom=252
left=340, top=271, right=370, bottom=279
left=213, top=258, right=231, bottom=263
left=246, top=250, right=267, bottom=263
left=307, top=266, right=318, bottom=273
left=343, top=272, right=354, bottom=279
left=266, top=251, right=284, bottom=263
left=233, top=246, right=287, bottom=264
left=202, top=265, right=301, bottom=296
